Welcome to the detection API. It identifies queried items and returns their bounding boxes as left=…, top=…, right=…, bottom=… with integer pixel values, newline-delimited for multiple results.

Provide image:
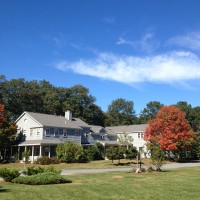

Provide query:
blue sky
left=1, top=0, right=200, bottom=115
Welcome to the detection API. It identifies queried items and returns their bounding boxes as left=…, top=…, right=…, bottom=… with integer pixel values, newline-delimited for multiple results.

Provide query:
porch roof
left=18, top=139, right=65, bottom=146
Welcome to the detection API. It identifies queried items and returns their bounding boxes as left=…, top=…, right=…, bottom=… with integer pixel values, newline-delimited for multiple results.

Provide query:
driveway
left=61, top=162, right=200, bottom=175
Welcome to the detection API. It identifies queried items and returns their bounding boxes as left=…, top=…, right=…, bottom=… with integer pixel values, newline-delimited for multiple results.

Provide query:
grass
left=1, top=167, right=200, bottom=200
left=0, top=159, right=152, bottom=171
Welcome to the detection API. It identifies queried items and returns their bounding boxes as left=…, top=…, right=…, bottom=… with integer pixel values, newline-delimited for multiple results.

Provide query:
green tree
left=117, top=132, right=133, bottom=149
left=106, top=98, right=137, bottom=126
left=84, top=145, right=102, bottom=161
left=190, top=106, right=200, bottom=132
left=149, top=144, right=166, bottom=171
left=125, top=146, right=138, bottom=161
left=0, top=104, right=17, bottom=160
left=139, top=101, right=164, bottom=123
left=105, top=146, right=125, bottom=164
left=1, top=76, right=105, bottom=125
left=56, top=141, right=88, bottom=163
left=106, top=146, right=117, bottom=163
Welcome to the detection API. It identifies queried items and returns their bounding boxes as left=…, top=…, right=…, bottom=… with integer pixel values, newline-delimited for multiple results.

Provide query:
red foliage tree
left=0, top=104, right=17, bottom=160
left=144, top=106, right=196, bottom=152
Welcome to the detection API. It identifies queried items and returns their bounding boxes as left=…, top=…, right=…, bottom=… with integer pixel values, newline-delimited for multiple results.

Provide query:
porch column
left=32, top=146, right=35, bottom=163
left=39, top=145, right=42, bottom=157
left=18, top=147, right=20, bottom=161
left=48, top=146, right=51, bottom=158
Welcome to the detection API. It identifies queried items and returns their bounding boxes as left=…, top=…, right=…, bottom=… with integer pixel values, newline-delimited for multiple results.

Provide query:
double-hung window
left=45, top=128, right=50, bottom=137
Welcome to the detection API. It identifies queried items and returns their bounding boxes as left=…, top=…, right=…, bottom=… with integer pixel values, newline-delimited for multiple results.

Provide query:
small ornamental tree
left=56, top=141, right=88, bottom=163
left=0, top=104, right=17, bottom=160
left=144, top=106, right=196, bottom=159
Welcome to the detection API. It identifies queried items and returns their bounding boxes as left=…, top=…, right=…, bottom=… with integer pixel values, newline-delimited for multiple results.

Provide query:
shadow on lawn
left=0, top=188, right=10, bottom=193
left=113, top=161, right=144, bottom=166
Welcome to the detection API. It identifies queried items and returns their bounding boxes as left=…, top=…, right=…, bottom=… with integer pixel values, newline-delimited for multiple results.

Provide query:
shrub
left=36, top=156, right=60, bottom=165
left=36, top=157, right=51, bottom=165
left=25, top=166, right=45, bottom=176
left=0, top=168, right=20, bottom=182
left=49, top=156, right=60, bottom=164
left=56, top=141, right=88, bottom=163
left=24, top=166, right=61, bottom=176
left=45, top=166, right=61, bottom=174
left=12, top=172, right=72, bottom=185
left=84, top=145, right=102, bottom=161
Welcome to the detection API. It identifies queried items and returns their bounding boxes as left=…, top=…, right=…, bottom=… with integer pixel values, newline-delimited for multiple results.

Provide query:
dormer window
left=45, top=128, right=50, bottom=137
left=100, top=135, right=105, bottom=140
left=84, top=132, right=89, bottom=138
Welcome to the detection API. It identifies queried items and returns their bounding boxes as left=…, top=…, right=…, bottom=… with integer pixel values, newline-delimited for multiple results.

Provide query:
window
left=54, top=128, right=59, bottom=137
left=100, top=135, right=105, bottom=140
left=37, top=128, right=40, bottom=136
left=138, top=133, right=144, bottom=139
left=45, top=128, right=50, bottom=137
left=63, top=129, right=67, bottom=138
left=84, top=132, right=89, bottom=138
left=75, top=130, right=79, bottom=134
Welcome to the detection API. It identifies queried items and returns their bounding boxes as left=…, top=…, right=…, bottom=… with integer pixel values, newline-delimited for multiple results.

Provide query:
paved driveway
left=61, top=162, right=200, bottom=175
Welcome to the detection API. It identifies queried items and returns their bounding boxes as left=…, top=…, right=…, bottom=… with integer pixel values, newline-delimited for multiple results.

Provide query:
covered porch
left=17, top=139, right=64, bottom=163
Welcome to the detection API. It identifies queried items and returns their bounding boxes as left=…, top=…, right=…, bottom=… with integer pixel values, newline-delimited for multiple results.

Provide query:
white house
left=15, top=110, right=91, bottom=162
left=15, top=111, right=148, bottom=162
left=105, top=124, right=148, bottom=157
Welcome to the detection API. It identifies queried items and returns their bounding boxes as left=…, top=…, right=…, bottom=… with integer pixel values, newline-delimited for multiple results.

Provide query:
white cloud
left=168, top=31, right=200, bottom=50
left=55, top=51, right=200, bottom=86
left=116, top=31, right=159, bottom=53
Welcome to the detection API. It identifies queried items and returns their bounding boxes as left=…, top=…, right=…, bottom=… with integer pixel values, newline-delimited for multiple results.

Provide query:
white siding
left=16, top=113, right=43, bottom=140
left=117, top=132, right=148, bottom=157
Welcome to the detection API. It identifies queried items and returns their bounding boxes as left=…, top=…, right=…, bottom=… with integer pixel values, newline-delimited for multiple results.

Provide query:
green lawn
left=0, top=159, right=151, bottom=171
left=1, top=167, right=200, bottom=200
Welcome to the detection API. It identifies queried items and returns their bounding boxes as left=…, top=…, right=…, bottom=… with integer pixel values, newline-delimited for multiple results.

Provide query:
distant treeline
left=0, top=74, right=200, bottom=131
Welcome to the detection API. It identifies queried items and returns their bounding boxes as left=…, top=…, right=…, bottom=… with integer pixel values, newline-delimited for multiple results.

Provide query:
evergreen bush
left=12, top=172, right=72, bottom=185
left=0, top=167, right=20, bottom=182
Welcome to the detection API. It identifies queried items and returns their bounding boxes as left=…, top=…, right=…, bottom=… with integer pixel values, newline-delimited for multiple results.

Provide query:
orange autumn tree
left=0, top=104, right=17, bottom=160
left=144, top=106, right=196, bottom=157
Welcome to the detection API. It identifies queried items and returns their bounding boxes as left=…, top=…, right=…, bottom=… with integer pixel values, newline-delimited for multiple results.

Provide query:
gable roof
left=105, top=124, right=148, bottom=134
left=16, top=111, right=90, bottom=129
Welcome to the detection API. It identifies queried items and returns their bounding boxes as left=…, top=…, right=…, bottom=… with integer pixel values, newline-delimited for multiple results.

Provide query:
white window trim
left=45, top=128, right=50, bottom=137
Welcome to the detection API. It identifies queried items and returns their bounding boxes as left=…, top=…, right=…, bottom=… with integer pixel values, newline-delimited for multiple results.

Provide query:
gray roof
left=105, top=124, right=148, bottom=134
left=18, top=139, right=65, bottom=146
left=19, top=111, right=90, bottom=129
left=89, top=125, right=106, bottom=134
